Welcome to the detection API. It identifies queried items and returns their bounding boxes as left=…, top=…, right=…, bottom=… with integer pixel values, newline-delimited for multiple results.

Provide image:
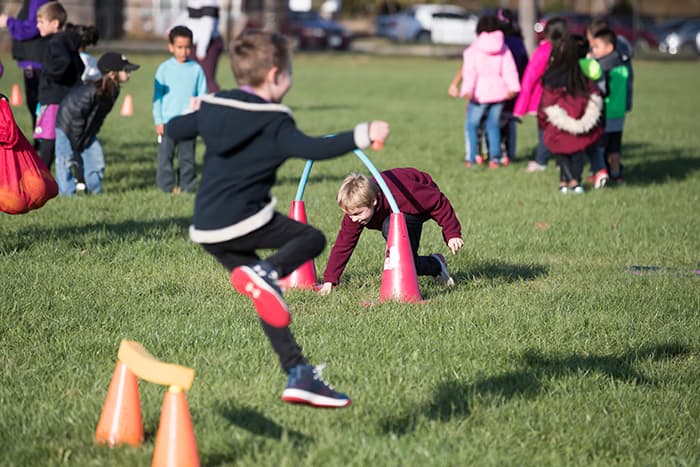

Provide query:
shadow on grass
left=518, top=141, right=700, bottom=186
left=379, top=342, right=691, bottom=436
left=201, top=402, right=312, bottom=465
left=457, top=261, right=549, bottom=283
left=0, top=217, right=192, bottom=253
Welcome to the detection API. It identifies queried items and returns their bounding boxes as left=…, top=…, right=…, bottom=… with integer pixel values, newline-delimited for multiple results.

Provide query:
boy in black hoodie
left=34, top=1, right=84, bottom=169
left=167, top=30, right=389, bottom=408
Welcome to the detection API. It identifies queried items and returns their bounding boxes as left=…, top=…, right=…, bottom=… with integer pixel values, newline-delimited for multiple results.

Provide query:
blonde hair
left=37, top=1, right=67, bottom=29
left=337, top=173, right=379, bottom=211
left=230, top=30, right=290, bottom=87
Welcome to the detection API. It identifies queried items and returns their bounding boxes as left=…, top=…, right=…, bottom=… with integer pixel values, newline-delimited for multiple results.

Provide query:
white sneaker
left=431, top=253, right=454, bottom=286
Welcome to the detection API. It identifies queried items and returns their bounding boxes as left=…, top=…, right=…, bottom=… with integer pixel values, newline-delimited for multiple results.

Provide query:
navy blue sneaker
left=282, top=364, right=351, bottom=408
left=231, top=260, right=290, bottom=327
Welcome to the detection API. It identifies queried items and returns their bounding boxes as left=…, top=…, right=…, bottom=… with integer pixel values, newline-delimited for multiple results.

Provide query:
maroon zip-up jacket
left=323, top=167, right=462, bottom=285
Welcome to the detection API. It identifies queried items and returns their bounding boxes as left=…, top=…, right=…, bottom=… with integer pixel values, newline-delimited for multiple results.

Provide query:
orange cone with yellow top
left=94, top=360, right=144, bottom=447
left=120, top=94, right=134, bottom=116
left=151, top=386, right=200, bottom=467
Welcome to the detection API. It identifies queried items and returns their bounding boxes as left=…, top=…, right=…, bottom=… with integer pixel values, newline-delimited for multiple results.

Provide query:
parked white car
left=376, top=4, right=477, bottom=45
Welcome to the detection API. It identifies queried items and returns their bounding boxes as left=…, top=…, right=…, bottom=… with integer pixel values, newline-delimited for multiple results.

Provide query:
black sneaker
left=282, top=364, right=351, bottom=408
left=231, top=260, right=290, bottom=327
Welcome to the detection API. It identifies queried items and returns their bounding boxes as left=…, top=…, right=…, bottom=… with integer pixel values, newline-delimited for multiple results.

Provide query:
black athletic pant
left=23, top=68, right=40, bottom=131
left=202, top=213, right=326, bottom=373
left=381, top=213, right=441, bottom=277
left=38, top=138, right=55, bottom=170
left=556, top=152, right=585, bottom=185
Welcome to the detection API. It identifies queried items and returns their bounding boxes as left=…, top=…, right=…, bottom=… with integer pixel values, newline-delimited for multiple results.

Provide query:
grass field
left=1, top=52, right=699, bottom=466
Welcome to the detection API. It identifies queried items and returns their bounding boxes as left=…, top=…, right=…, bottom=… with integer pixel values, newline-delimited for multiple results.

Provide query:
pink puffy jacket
left=459, top=30, right=521, bottom=104
left=513, top=40, right=551, bottom=116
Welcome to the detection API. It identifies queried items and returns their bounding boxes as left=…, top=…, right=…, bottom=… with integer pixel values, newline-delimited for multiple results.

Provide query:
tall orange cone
left=95, top=360, right=144, bottom=447
left=152, top=386, right=199, bottom=467
left=379, top=212, right=422, bottom=303
left=10, top=84, right=23, bottom=107
left=120, top=94, right=134, bottom=116
left=279, top=200, right=319, bottom=290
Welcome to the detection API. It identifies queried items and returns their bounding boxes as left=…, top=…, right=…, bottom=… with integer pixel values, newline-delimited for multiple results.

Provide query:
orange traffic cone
left=279, top=200, right=319, bottom=290
left=10, top=84, right=22, bottom=107
left=95, top=360, right=144, bottom=447
left=120, top=94, right=134, bottom=116
left=152, top=387, right=199, bottom=467
left=379, top=212, right=422, bottom=303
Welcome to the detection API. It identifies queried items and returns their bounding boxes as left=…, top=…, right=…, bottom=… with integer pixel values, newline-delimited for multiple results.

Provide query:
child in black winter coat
left=54, top=52, right=139, bottom=195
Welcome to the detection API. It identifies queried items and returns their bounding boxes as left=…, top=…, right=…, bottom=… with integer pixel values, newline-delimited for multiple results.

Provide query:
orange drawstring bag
left=0, top=96, right=58, bottom=214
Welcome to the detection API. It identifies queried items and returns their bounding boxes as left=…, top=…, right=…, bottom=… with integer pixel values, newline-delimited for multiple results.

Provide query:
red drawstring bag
left=0, top=97, right=58, bottom=214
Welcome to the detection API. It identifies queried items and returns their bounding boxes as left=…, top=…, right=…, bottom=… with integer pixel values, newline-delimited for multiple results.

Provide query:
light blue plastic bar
left=295, top=160, right=314, bottom=201
left=353, top=148, right=400, bottom=214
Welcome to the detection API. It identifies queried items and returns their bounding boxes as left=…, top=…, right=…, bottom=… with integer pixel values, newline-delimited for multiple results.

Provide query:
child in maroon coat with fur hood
left=538, top=36, right=604, bottom=194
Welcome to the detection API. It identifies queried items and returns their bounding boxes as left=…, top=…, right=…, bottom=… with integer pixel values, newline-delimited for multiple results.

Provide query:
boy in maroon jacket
left=319, top=168, right=464, bottom=295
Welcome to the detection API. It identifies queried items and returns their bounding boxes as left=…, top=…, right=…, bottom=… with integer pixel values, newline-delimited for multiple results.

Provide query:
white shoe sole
left=282, top=388, right=351, bottom=408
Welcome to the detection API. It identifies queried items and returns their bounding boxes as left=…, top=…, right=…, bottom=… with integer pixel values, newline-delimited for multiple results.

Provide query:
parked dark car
left=280, top=10, right=353, bottom=50
left=534, top=12, right=591, bottom=41
left=657, top=18, right=700, bottom=55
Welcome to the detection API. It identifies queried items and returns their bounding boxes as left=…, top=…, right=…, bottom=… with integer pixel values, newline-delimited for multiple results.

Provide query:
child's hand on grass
left=319, top=282, right=333, bottom=295
left=447, top=237, right=464, bottom=254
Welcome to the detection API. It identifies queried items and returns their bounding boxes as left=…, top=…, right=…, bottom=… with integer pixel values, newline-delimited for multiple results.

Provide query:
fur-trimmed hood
left=537, top=84, right=604, bottom=155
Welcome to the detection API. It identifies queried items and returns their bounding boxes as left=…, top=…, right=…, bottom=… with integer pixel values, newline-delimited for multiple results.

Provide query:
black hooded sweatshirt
left=167, top=89, right=372, bottom=244
left=38, top=29, right=84, bottom=105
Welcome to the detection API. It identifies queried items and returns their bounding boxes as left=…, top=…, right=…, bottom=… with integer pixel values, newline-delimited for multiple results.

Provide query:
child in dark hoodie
left=34, top=1, right=84, bottom=170
left=167, top=30, right=390, bottom=409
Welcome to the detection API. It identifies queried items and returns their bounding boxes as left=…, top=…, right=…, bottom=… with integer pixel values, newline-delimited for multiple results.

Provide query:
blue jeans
left=535, top=128, right=551, bottom=166
left=465, top=102, right=503, bottom=163
left=55, top=128, right=105, bottom=195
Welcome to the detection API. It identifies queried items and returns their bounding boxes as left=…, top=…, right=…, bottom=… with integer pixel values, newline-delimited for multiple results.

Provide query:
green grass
left=1, top=53, right=699, bottom=466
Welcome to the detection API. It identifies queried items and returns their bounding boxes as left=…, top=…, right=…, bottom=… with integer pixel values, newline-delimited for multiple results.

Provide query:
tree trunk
left=519, top=0, right=536, bottom=54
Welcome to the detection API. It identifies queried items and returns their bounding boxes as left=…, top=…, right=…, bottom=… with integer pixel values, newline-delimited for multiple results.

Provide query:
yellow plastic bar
left=117, top=340, right=195, bottom=391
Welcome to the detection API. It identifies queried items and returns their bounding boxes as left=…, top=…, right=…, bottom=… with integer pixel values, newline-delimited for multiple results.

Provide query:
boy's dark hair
left=593, top=28, right=617, bottom=48
left=66, top=23, right=100, bottom=48
left=588, top=17, right=610, bottom=36
left=230, top=30, right=290, bottom=87
left=169, top=25, right=194, bottom=44
left=476, top=15, right=500, bottom=34
left=37, top=1, right=68, bottom=29
left=543, top=36, right=590, bottom=97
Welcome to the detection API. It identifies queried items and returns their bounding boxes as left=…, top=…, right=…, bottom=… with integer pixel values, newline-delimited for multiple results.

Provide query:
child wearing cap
left=54, top=52, right=139, bottom=195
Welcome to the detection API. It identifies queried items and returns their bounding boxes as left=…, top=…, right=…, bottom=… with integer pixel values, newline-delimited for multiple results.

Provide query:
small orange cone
left=279, top=200, right=319, bottom=290
left=10, top=84, right=22, bottom=107
left=95, top=360, right=144, bottom=447
left=120, top=94, right=134, bottom=116
left=152, top=386, right=200, bottom=467
left=379, top=212, right=422, bottom=303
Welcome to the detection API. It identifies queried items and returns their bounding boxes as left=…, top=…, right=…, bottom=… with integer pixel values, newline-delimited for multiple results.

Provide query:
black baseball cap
left=97, top=52, right=140, bottom=74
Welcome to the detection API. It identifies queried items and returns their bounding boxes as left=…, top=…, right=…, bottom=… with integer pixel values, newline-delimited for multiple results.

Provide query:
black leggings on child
left=556, top=152, right=585, bottom=185
left=201, top=213, right=326, bottom=373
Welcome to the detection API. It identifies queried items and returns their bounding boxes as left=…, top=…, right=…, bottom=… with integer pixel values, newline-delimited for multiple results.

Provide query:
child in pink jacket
left=513, top=17, right=568, bottom=172
left=459, top=15, right=520, bottom=168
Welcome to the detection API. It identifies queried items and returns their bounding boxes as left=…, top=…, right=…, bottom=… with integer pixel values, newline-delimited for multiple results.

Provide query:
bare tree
left=519, top=0, right=536, bottom=54
left=263, top=0, right=284, bottom=32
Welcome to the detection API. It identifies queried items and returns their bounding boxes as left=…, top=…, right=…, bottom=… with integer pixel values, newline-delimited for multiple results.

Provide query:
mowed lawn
left=0, top=52, right=699, bottom=466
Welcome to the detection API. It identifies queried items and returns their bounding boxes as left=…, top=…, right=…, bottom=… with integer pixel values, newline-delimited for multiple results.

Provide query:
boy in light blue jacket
left=153, top=25, right=207, bottom=193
